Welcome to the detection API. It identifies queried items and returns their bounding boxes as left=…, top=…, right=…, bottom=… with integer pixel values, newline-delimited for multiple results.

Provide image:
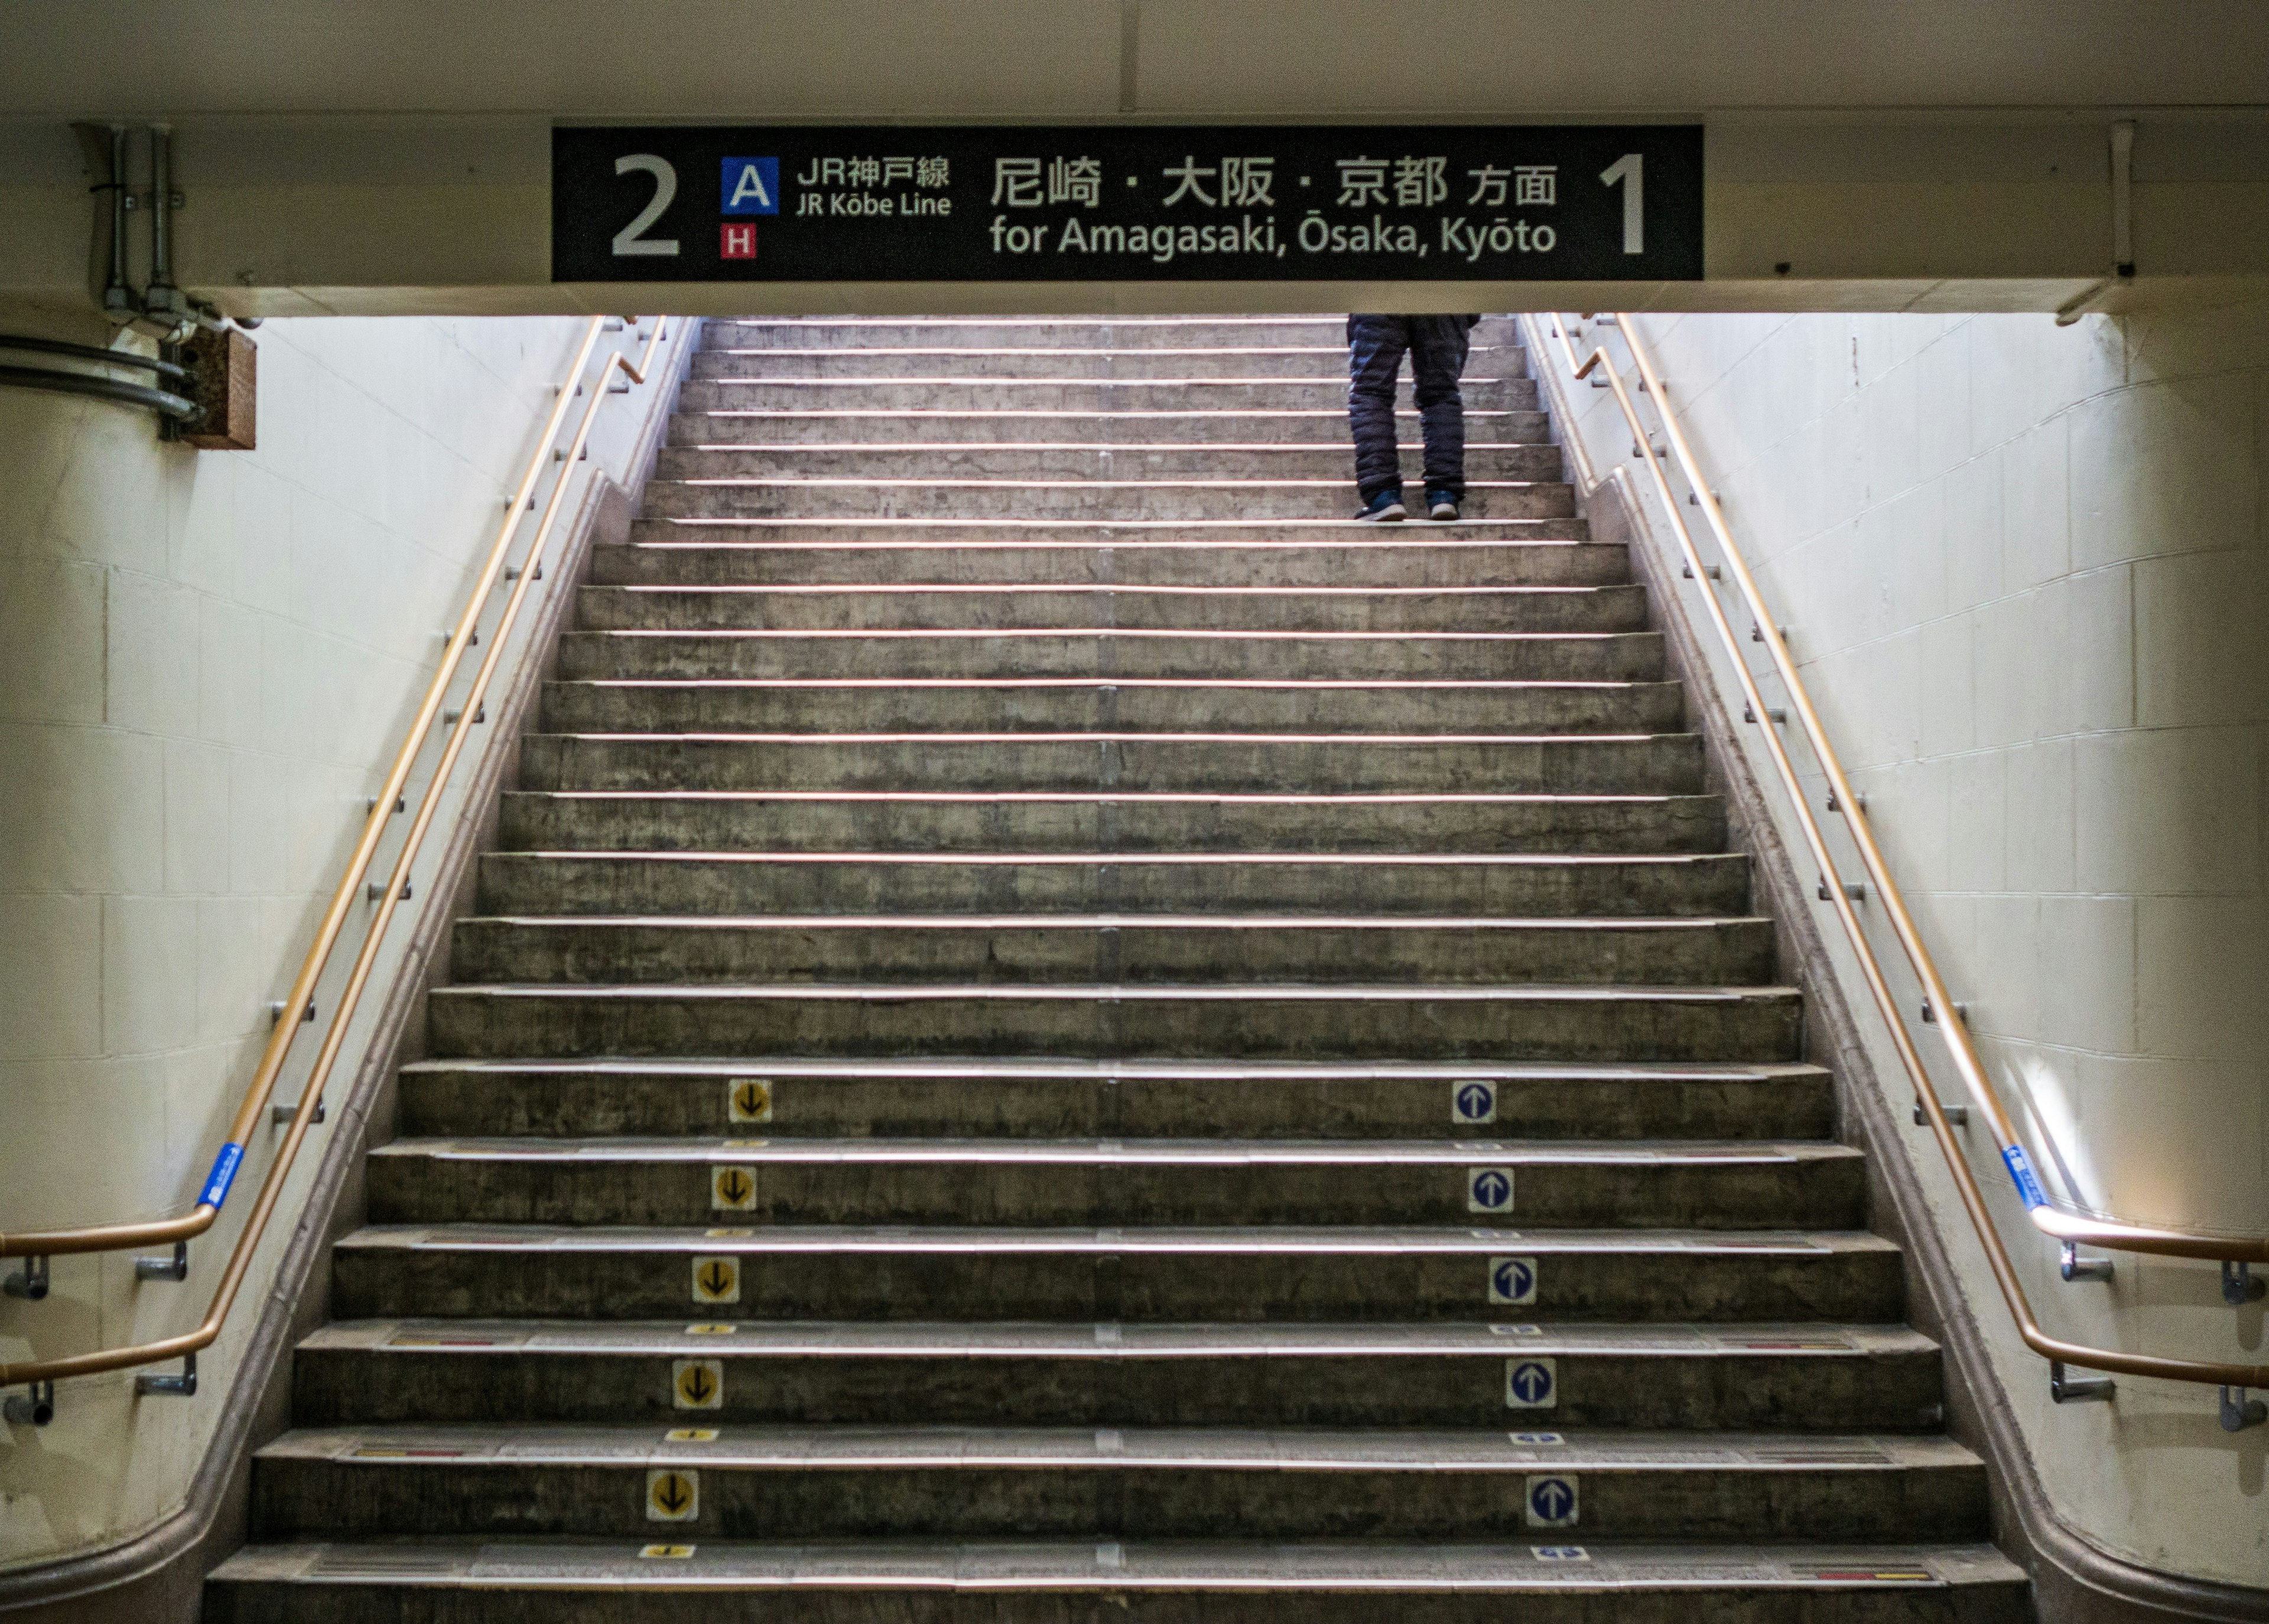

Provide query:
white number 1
left=1600, top=154, right=1644, bottom=255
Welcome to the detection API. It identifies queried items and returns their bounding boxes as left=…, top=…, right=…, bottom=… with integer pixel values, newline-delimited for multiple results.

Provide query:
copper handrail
left=0, top=315, right=670, bottom=1389
left=1527, top=311, right=2269, bottom=1392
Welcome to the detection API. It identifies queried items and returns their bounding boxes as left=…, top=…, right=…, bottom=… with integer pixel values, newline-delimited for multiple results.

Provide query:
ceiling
left=5, top=0, right=2266, bottom=121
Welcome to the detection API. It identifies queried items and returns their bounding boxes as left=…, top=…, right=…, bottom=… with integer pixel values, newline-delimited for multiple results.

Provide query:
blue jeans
left=1347, top=314, right=1478, bottom=500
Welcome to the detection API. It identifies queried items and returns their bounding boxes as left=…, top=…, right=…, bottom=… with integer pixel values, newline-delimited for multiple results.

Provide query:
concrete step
left=494, top=790, right=1727, bottom=858
left=395, top=1058, right=1835, bottom=1143
left=636, top=477, right=1574, bottom=522
left=700, top=316, right=1396, bottom=349
left=293, top=1317, right=1944, bottom=1431
left=596, top=536, right=1623, bottom=587
left=248, top=1423, right=1985, bottom=1544
left=672, top=405, right=1553, bottom=445
left=515, top=733, right=1707, bottom=796
left=366, top=1138, right=1865, bottom=1230
left=675, top=377, right=1542, bottom=415
left=690, top=344, right=1523, bottom=381
left=535, top=679, right=1686, bottom=737
left=423, top=982, right=1805, bottom=1063
left=205, top=1535, right=2031, bottom=1623
left=572, top=582, right=1627, bottom=634
left=474, top=852, right=1753, bottom=919
left=444, top=916, right=1780, bottom=989
left=554, top=629, right=1659, bottom=684
left=331, top=1224, right=1903, bottom=1324
left=651, top=443, right=1567, bottom=483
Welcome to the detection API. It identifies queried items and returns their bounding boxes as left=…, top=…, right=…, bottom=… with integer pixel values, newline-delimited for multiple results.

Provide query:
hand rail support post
left=3, top=1255, right=49, bottom=1300
left=3, top=1381, right=54, bottom=1427
left=135, top=1352, right=196, bottom=1398
left=2050, top=1361, right=2115, bottom=1404
left=2222, top=1261, right=2264, bottom=1307
left=134, top=1239, right=189, bottom=1283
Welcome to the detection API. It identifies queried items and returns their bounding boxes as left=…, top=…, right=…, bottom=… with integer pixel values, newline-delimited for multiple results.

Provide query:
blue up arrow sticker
left=1468, top=1167, right=1516, bottom=1213
left=199, top=1142, right=245, bottom=1210
left=1525, top=1474, right=1579, bottom=1528
left=1506, top=1356, right=1558, bottom=1409
left=1452, top=1080, right=1497, bottom=1124
left=2001, top=1144, right=2050, bottom=1210
left=1489, top=1256, right=1539, bottom=1306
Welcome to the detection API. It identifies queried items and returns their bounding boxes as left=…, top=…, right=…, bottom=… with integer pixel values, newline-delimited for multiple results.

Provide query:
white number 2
left=612, top=155, right=680, bottom=258
left=1599, top=154, right=1643, bottom=256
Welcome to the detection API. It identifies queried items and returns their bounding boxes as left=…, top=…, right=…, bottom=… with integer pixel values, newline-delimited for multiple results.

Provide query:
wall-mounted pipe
left=2111, top=119, right=2135, bottom=279
left=144, top=125, right=186, bottom=327
left=102, top=124, right=135, bottom=322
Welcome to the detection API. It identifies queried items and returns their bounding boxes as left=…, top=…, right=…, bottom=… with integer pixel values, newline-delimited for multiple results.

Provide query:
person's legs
left=1407, top=315, right=1475, bottom=511
left=1346, top=315, right=1411, bottom=510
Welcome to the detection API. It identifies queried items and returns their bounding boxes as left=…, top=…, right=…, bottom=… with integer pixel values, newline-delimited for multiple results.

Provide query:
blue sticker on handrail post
left=2001, top=1144, right=2049, bottom=1210
left=200, top=1143, right=245, bottom=1210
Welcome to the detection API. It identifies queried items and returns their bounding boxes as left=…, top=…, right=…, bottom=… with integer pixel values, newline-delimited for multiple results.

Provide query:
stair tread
left=301, top=1317, right=1933, bottom=1357
left=339, top=1223, right=1893, bottom=1255
left=596, top=581, right=1601, bottom=596
left=430, top=980, right=1797, bottom=1001
left=369, top=1137, right=1859, bottom=1167
left=398, top=1056, right=1831, bottom=1081
left=552, top=678, right=1662, bottom=689
left=508, top=788, right=1701, bottom=803
left=210, top=1534, right=2029, bottom=1591
left=459, top=913, right=1767, bottom=929
left=258, top=1422, right=1982, bottom=1471
left=651, top=515, right=1576, bottom=531
left=493, top=850, right=1737, bottom=864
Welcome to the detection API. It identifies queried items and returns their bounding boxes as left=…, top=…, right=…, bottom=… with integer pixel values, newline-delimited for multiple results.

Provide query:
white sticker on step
left=727, top=1078, right=773, bottom=1124
left=1468, top=1167, right=1515, bottom=1213
left=1452, top=1080, right=1498, bottom=1124
left=1524, top=1473, right=1579, bottom=1528
left=1530, top=1545, right=1589, bottom=1562
left=691, top=1256, right=740, bottom=1304
left=673, top=1358, right=724, bottom=1410
left=711, top=1165, right=758, bottom=1212
left=1505, top=1356, right=1558, bottom=1409
left=1488, top=1256, right=1538, bottom=1306
left=646, top=1469, right=700, bottom=1522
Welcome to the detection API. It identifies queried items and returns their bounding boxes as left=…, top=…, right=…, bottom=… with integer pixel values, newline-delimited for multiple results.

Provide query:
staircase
left=206, top=316, right=2027, bottom=1621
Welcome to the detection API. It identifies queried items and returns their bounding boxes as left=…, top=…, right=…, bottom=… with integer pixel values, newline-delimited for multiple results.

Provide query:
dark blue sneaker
left=1426, top=488, right=1461, bottom=520
left=1355, top=489, right=1407, bottom=522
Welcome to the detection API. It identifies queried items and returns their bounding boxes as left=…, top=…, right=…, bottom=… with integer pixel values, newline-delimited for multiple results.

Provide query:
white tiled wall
left=1559, top=303, right=2269, bottom=1584
left=0, top=314, right=617, bottom=1568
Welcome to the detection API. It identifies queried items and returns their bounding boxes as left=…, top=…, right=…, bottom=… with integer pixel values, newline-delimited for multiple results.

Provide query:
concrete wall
left=1556, top=303, right=2269, bottom=1583
left=0, top=313, right=602, bottom=1569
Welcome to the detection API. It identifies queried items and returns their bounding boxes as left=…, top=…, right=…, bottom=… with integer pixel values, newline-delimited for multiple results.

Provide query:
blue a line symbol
left=721, top=158, right=780, bottom=215
left=1454, top=1081, right=1496, bottom=1121
left=1528, top=1475, right=1578, bottom=1526
left=1509, top=1359, right=1556, bottom=1405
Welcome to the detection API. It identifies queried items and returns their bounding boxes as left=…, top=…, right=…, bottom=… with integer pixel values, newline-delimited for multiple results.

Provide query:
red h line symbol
left=721, top=222, right=757, bottom=259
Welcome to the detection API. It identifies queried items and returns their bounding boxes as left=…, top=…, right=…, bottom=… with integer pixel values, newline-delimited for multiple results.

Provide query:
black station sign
left=551, top=125, right=1703, bottom=284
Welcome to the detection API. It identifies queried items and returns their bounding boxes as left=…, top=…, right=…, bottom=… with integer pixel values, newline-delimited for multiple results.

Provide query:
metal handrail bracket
left=1526, top=311, right=2269, bottom=1405
left=1, top=316, right=675, bottom=1408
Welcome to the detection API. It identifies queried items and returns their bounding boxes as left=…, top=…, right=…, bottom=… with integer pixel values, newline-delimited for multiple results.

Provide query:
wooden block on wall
left=182, top=326, right=256, bottom=450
